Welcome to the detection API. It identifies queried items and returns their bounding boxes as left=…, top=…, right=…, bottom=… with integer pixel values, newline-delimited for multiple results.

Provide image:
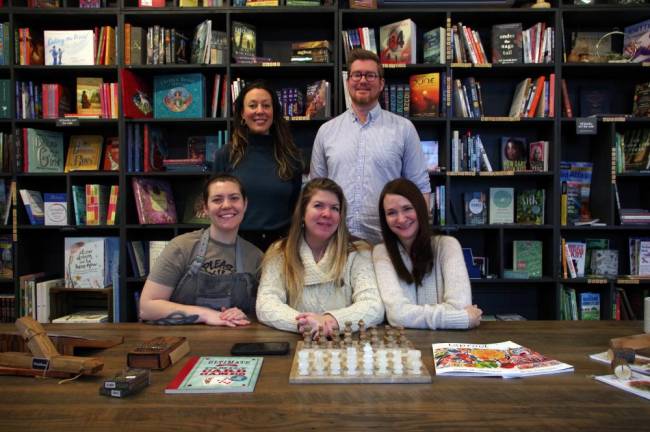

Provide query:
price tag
left=56, top=118, right=80, bottom=127
left=576, top=117, right=597, bottom=135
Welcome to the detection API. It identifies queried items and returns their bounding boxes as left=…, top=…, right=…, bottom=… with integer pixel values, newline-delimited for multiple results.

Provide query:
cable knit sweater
left=372, top=235, right=471, bottom=329
left=256, top=239, right=384, bottom=333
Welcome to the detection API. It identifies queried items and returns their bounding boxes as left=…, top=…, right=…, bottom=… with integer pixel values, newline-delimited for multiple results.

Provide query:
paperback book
left=432, top=341, right=574, bottom=378
left=43, top=30, right=94, bottom=65
left=165, top=356, right=263, bottom=394
left=594, top=372, right=650, bottom=401
left=131, top=177, right=178, bottom=224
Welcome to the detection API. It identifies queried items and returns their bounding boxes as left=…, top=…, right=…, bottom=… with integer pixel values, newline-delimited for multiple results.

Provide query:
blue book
left=154, top=73, right=205, bottom=119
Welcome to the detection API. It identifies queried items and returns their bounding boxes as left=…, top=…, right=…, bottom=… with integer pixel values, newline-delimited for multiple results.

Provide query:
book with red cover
left=103, top=137, right=119, bottom=171
left=409, top=72, right=440, bottom=117
left=379, top=19, right=417, bottom=64
left=120, top=69, right=153, bottom=119
left=131, top=177, right=177, bottom=224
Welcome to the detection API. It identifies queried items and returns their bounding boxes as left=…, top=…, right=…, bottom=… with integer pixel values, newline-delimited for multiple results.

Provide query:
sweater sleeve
left=255, top=254, right=302, bottom=333
left=373, top=241, right=470, bottom=330
left=325, top=249, right=384, bottom=330
left=434, top=236, right=472, bottom=329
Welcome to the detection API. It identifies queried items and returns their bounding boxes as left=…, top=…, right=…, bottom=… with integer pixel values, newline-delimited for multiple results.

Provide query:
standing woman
left=140, top=174, right=263, bottom=326
left=373, top=178, right=482, bottom=329
left=214, top=80, right=303, bottom=251
left=256, top=178, right=384, bottom=337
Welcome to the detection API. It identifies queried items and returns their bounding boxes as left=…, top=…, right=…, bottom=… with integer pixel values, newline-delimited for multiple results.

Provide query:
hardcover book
left=580, top=86, right=611, bottom=116
left=26, top=128, right=64, bottom=173
left=153, top=73, right=205, bottom=119
left=421, top=140, right=438, bottom=172
left=579, top=292, right=600, bottom=320
left=43, top=30, right=94, bottom=65
left=76, top=77, right=103, bottom=116
left=501, top=137, right=527, bottom=171
left=409, top=72, right=440, bottom=117
left=304, top=80, right=330, bottom=119
left=165, top=356, right=263, bottom=394
left=516, top=189, right=545, bottom=225
left=64, top=135, right=103, bottom=172
left=182, top=180, right=209, bottom=224
left=131, top=177, right=178, bottom=224
left=19, top=189, right=45, bottom=225
left=464, top=191, right=486, bottom=225
left=120, top=69, right=153, bottom=119
left=632, top=81, right=650, bottom=118
left=43, top=192, right=67, bottom=226
left=103, top=137, right=119, bottom=171
left=379, top=19, right=417, bottom=64
left=64, top=236, right=119, bottom=289
left=489, top=187, right=514, bottom=224
left=560, top=161, right=593, bottom=224
left=528, top=140, right=548, bottom=172
left=231, top=21, right=257, bottom=59
left=432, top=341, right=573, bottom=378
left=491, top=23, right=523, bottom=65
left=423, top=27, right=445, bottom=64
left=513, top=240, right=542, bottom=278
left=590, top=249, right=618, bottom=276
left=623, top=18, right=650, bottom=63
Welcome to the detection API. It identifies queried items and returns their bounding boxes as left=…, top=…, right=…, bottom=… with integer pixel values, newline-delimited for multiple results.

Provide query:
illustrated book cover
left=43, top=30, right=94, bottom=65
left=231, top=21, right=257, bottom=59
left=513, top=240, right=542, bottom=278
left=165, top=356, right=263, bottom=394
left=76, top=77, right=103, bottom=116
left=409, top=72, right=440, bottom=117
left=379, top=19, right=417, bottom=64
left=44, top=192, right=67, bottom=226
left=64, top=135, right=103, bottom=172
left=120, top=69, right=153, bottom=119
left=153, top=73, right=205, bottom=119
left=590, top=249, right=618, bottom=276
left=131, top=177, right=178, bottom=224
left=464, top=191, right=487, bottom=225
left=422, top=27, right=445, bottom=64
left=516, top=189, right=545, bottom=225
left=64, top=236, right=119, bottom=289
left=623, top=18, right=650, bottom=63
left=432, top=341, right=573, bottom=378
left=25, top=128, right=64, bottom=173
left=489, top=187, right=514, bottom=224
left=501, top=137, right=527, bottom=171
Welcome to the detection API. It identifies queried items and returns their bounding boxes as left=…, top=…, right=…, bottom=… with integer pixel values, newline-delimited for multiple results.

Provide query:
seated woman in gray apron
left=256, top=178, right=385, bottom=339
left=139, top=174, right=263, bottom=326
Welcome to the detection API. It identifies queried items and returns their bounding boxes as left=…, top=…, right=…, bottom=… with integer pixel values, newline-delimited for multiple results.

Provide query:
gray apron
left=169, top=229, right=257, bottom=313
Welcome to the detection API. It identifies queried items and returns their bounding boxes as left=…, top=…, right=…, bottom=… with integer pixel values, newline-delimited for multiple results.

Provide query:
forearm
left=140, top=298, right=213, bottom=324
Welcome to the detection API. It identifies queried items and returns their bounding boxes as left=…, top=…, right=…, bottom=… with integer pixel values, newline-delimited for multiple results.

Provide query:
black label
left=32, top=357, right=50, bottom=370
left=56, top=118, right=80, bottom=127
left=576, top=117, right=597, bottom=135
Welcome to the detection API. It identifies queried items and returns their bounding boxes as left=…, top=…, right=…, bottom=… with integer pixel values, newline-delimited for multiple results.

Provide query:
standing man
left=310, top=49, right=431, bottom=244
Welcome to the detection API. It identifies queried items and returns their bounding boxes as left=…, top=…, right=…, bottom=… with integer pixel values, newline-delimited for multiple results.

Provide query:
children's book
left=76, top=77, right=103, bottom=116
left=579, top=292, right=600, bottom=320
left=120, top=69, right=153, bottom=118
left=43, top=30, right=94, bottom=65
left=165, top=356, right=263, bottom=394
left=131, top=177, right=177, bottom=224
left=432, top=341, right=573, bottom=378
left=64, top=236, right=119, bottom=289
left=594, top=372, right=650, bottom=401
left=26, top=128, right=64, bottom=173
left=64, top=135, right=103, bottom=172
left=513, top=240, right=542, bottom=278
left=153, top=73, right=205, bottom=119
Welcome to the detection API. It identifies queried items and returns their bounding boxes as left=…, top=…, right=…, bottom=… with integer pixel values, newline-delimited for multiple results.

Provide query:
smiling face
left=383, top=193, right=419, bottom=250
left=205, top=180, right=247, bottom=235
left=347, top=59, right=385, bottom=109
left=242, top=88, right=274, bottom=135
left=303, top=190, right=341, bottom=248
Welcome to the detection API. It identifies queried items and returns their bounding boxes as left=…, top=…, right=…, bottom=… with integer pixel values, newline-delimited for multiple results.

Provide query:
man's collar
left=349, top=103, right=382, bottom=124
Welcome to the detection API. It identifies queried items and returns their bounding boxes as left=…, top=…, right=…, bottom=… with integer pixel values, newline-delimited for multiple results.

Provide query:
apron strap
left=176, top=228, right=211, bottom=288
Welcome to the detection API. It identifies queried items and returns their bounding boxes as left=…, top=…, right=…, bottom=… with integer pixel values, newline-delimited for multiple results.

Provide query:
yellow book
left=65, top=135, right=103, bottom=172
left=560, top=181, right=568, bottom=226
left=76, top=77, right=103, bottom=116
left=246, top=0, right=279, bottom=5
left=105, top=26, right=116, bottom=65
left=179, top=0, right=198, bottom=5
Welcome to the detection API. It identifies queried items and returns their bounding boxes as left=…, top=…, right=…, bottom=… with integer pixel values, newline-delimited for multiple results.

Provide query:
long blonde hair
left=264, top=178, right=361, bottom=307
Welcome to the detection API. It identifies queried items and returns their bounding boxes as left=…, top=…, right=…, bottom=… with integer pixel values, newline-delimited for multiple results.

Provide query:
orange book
left=124, top=23, right=131, bottom=65
left=409, top=72, right=440, bottom=117
left=549, top=73, right=555, bottom=118
left=85, top=184, right=100, bottom=225
left=526, top=75, right=545, bottom=118
left=561, top=78, right=573, bottom=118
left=106, top=185, right=119, bottom=225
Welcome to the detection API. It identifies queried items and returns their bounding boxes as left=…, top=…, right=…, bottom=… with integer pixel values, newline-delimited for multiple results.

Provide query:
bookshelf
left=0, top=0, right=648, bottom=323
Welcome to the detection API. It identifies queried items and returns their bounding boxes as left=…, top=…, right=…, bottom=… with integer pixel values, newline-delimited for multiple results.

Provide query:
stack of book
left=291, top=40, right=331, bottom=63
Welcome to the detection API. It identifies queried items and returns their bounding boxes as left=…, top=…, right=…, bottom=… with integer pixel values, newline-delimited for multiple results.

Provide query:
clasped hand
left=296, top=312, right=339, bottom=339
left=206, top=307, right=250, bottom=327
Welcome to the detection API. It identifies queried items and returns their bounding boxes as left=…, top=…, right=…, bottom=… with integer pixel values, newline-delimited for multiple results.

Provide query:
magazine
left=165, top=356, right=263, bottom=394
left=594, top=372, right=650, bottom=401
left=432, top=341, right=574, bottom=378
left=589, top=351, right=650, bottom=376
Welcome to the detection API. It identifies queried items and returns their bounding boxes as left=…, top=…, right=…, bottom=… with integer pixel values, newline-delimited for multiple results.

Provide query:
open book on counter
left=432, top=341, right=574, bottom=378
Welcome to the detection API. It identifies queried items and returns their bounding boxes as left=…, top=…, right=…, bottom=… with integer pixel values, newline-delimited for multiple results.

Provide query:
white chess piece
left=330, top=349, right=341, bottom=375
left=313, top=349, right=325, bottom=375
left=362, top=343, right=374, bottom=375
left=376, top=349, right=388, bottom=375
left=298, top=349, right=310, bottom=376
left=346, top=346, right=357, bottom=375
left=392, top=348, right=403, bottom=375
left=407, top=349, right=422, bottom=375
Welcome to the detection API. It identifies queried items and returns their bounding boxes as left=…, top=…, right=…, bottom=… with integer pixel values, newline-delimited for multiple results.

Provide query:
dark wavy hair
left=230, top=80, right=302, bottom=181
left=378, top=178, right=433, bottom=287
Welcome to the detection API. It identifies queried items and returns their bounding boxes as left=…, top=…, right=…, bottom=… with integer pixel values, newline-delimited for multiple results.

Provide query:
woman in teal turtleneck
left=214, top=80, right=303, bottom=251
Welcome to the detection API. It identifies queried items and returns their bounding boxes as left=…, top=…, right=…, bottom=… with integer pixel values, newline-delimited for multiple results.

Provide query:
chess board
left=289, top=341, right=432, bottom=384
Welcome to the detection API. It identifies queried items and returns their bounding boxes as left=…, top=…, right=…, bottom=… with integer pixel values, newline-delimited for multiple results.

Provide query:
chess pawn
left=303, top=326, right=312, bottom=349
left=298, top=350, right=310, bottom=376
left=313, top=349, right=325, bottom=375
left=358, top=319, right=366, bottom=339
left=345, top=346, right=357, bottom=375
left=407, top=349, right=422, bottom=375
left=362, top=343, right=374, bottom=375
left=329, top=349, right=341, bottom=375
left=392, top=348, right=403, bottom=375
left=376, top=349, right=389, bottom=375
left=344, top=321, right=353, bottom=333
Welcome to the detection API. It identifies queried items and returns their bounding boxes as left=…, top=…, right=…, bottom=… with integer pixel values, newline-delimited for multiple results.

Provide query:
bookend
left=0, top=317, right=105, bottom=378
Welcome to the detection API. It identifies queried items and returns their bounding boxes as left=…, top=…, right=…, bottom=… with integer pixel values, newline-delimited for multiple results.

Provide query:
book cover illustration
left=379, top=19, right=416, bottom=64
left=590, top=249, right=618, bottom=276
left=165, top=356, right=263, bottom=394
left=64, top=236, right=119, bottom=289
left=594, top=372, right=650, bottom=401
left=579, top=292, right=600, bottom=320
left=103, top=137, right=119, bottom=171
left=491, top=23, right=523, bottom=65
left=489, top=187, right=514, bottom=224
left=26, top=128, right=64, bottom=173
left=516, top=189, right=545, bottom=225
left=528, top=141, right=548, bottom=172
left=513, top=240, right=542, bottom=278
left=76, top=77, right=103, bottom=116
left=422, top=27, right=445, bottom=64
left=231, top=21, right=256, bottom=59
left=421, top=140, right=438, bottom=172
left=120, top=69, right=153, bottom=118
left=409, top=72, right=440, bottom=117
left=43, top=30, right=94, bottom=65
left=566, top=241, right=587, bottom=277
left=154, top=73, right=205, bottom=119
left=432, top=341, right=573, bottom=378
left=0, top=234, right=12, bottom=278
left=501, top=137, right=527, bottom=171
left=464, top=191, right=486, bottom=225
left=65, top=135, right=103, bottom=172
left=131, top=177, right=178, bottom=224
left=632, top=81, right=650, bottom=118
left=182, top=180, right=209, bottom=224
left=623, top=18, right=650, bottom=63
left=304, top=80, right=330, bottom=119
left=44, top=192, right=67, bottom=226
left=560, top=161, right=593, bottom=224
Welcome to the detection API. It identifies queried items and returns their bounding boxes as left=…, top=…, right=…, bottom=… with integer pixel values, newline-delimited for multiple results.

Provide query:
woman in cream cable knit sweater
left=256, top=178, right=384, bottom=338
left=373, top=178, right=482, bottom=329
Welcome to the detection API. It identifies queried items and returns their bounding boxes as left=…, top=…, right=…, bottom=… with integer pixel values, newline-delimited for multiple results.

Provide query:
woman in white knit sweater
left=256, top=178, right=384, bottom=338
left=373, top=178, right=482, bottom=329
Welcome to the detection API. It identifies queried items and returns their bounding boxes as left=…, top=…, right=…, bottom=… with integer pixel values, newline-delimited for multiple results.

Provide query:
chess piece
left=358, top=320, right=366, bottom=341
left=313, top=350, right=325, bottom=375
left=376, top=349, right=388, bottom=375
left=407, top=349, right=422, bottom=375
left=298, top=350, right=310, bottom=376
left=392, top=348, right=403, bottom=375
left=330, top=349, right=341, bottom=375
left=303, top=326, right=312, bottom=349
left=346, top=346, right=357, bottom=375
left=362, top=342, right=374, bottom=375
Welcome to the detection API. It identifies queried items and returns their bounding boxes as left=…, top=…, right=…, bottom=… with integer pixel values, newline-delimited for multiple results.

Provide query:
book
left=585, top=238, right=609, bottom=273
left=43, top=30, right=94, bottom=65
left=35, top=277, right=64, bottom=323
left=491, top=23, right=523, bottom=65
left=516, top=189, right=545, bottom=225
left=623, top=18, right=650, bottom=63
left=25, top=128, right=64, bottom=173
left=513, top=240, right=542, bottom=278
left=153, top=73, right=205, bottom=119
left=495, top=313, right=527, bottom=321
left=149, top=240, right=170, bottom=271
left=580, top=86, right=611, bottom=116
left=19, top=189, right=45, bottom=225
left=594, top=372, right=650, bottom=401
left=231, top=21, right=256, bottom=59
left=590, top=249, right=618, bottom=277
left=528, top=140, right=548, bottom=172
left=120, top=69, right=153, bottom=118
left=0, top=234, right=12, bottom=278
left=579, top=292, right=600, bottom=320
left=165, top=356, right=263, bottom=394
left=43, top=192, right=67, bottom=226
left=304, top=80, right=330, bottom=119
left=501, top=137, right=527, bottom=171
left=76, top=77, right=103, bottom=116
left=560, top=161, right=593, bottom=225
left=633, top=82, right=650, bottom=118
left=464, top=191, right=486, bottom=225
left=421, top=140, right=438, bottom=173
left=432, top=341, right=573, bottom=378
left=409, top=72, right=440, bottom=117
left=64, top=236, right=119, bottom=289
left=52, top=310, right=109, bottom=323
left=182, top=180, right=209, bottom=224
left=103, top=137, right=119, bottom=171
left=566, top=241, right=587, bottom=278
left=128, top=336, right=190, bottom=370
left=131, top=177, right=178, bottom=224
left=489, top=187, right=514, bottom=224
left=379, top=19, right=416, bottom=64
left=64, top=135, right=102, bottom=172
left=422, top=27, right=445, bottom=64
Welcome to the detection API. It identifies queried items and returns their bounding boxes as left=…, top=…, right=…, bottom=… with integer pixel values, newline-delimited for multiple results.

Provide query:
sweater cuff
left=441, top=309, right=470, bottom=329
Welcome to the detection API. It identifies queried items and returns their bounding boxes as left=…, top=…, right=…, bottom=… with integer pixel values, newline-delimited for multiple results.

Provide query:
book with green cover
left=26, top=128, right=64, bottom=173
left=165, top=356, right=263, bottom=394
left=516, top=189, right=545, bottom=225
left=513, top=240, right=542, bottom=278
left=489, top=187, right=514, bottom=224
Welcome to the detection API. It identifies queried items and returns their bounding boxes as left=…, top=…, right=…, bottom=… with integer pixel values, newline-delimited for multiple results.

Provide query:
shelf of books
left=0, top=0, right=647, bottom=323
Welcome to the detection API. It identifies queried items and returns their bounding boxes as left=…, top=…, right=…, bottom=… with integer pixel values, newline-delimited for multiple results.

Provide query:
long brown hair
left=264, top=178, right=363, bottom=307
left=230, top=80, right=302, bottom=180
left=378, top=178, right=433, bottom=287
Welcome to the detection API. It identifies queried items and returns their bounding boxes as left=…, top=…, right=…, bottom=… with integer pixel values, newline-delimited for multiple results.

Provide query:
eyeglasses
left=349, top=71, right=380, bottom=82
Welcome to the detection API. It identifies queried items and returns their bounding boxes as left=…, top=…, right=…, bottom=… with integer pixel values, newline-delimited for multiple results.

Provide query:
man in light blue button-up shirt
left=310, top=49, right=431, bottom=245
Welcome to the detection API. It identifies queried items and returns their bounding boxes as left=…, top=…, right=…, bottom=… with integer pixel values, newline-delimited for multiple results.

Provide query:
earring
left=240, top=118, right=246, bottom=126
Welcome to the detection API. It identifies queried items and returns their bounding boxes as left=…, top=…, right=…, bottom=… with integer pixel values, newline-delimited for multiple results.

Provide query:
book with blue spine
left=153, top=73, right=205, bottom=119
